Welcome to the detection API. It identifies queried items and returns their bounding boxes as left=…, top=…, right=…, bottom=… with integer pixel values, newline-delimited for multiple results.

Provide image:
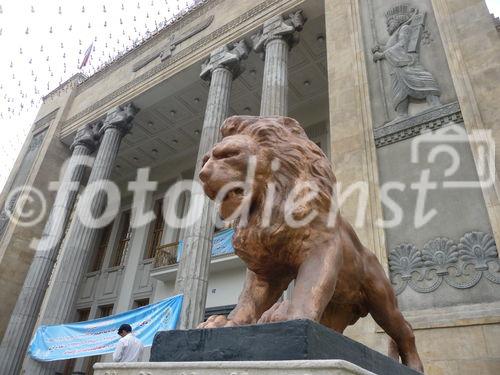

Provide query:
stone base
left=149, top=320, right=420, bottom=375
left=93, top=360, right=375, bottom=374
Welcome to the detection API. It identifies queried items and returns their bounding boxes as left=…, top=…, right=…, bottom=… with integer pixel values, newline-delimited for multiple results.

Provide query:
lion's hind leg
left=388, top=337, right=399, bottom=361
left=364, top=256, right=424, bottom=373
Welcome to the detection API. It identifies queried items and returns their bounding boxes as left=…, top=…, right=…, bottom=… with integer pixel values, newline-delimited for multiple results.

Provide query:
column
left=0, top=123, right=101, bottom=375
left=253, top=11, right=305, bottom=300
left=252, top=11, right=306, bottom=116
left=24, top=103, right=138, bottom=375
left=174, top=41, right=249, bottom=329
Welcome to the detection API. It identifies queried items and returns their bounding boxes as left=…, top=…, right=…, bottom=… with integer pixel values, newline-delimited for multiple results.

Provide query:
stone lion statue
left=198, top=116, right=423, bottom=373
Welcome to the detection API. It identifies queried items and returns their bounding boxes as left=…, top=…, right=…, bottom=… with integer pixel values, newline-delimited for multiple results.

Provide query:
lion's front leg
left=198, top=269, right=286, bottom=329
left=259, top=238, right=343, bottom=323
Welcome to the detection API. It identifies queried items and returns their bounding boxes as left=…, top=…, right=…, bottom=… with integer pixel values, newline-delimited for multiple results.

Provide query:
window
left=97, top=304, right=114, bottom=318
left=110, top=211, right=132, bottom=267
left=133, top=298, right=150, bottom=308
left=89, top=225, right=112, bottom=272
left=76, top=308, right=91, bottom=322
left=145, top=199, right=164, bottom=259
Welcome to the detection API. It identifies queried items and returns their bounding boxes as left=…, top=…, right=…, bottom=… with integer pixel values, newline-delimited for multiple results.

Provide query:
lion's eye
left=223, top=150, right=240, bottom=158
left=214, top=148, right=240, bottom=159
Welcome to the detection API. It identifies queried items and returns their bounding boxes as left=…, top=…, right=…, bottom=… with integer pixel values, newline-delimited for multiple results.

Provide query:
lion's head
left=199, top=116, right=336, bottom=225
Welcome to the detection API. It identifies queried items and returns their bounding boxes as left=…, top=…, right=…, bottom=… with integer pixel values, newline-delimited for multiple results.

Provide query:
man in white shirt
left=112, top=324, right=144, bottom=362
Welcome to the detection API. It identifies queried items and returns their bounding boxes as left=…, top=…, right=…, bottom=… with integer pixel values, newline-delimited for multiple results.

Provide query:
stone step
left=94, top=359, right=376, bottom=375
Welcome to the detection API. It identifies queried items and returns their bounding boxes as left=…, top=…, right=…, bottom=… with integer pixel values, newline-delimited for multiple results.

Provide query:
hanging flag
left=79, top=43, right=93, bottom=69
left=176, top=228, right=235, bottom=262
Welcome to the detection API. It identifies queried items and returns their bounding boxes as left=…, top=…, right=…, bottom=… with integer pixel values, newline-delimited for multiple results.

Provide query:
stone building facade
left=0, top=0, right=499, bottom=374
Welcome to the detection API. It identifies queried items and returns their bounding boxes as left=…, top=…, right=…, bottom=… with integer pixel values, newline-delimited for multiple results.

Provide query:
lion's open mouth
left=223, top=187, right=245, bottom=203
left=218, top=187, right=247, bottom=219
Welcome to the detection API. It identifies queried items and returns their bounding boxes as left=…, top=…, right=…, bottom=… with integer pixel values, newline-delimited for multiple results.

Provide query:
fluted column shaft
left=253, top=11, right=306, bottom=116
left=175, top=67, right=232, bottom=330
left=260, top=38, right=289, bottom=116
left=252, top=12, right=305, bottom=300
left=0, top=137, right=96, bottom=375
left=175, top=42, right=249, bottom=329
left=24, top=104, right=137, bottom=375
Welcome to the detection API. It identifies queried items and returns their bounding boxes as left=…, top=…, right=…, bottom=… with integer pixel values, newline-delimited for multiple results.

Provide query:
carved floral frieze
left=389, top=231, right=500, bottom=295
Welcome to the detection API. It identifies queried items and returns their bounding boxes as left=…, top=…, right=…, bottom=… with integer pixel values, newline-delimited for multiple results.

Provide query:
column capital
left=70, top=122, right=102, bottom=152
left=200, top=40, right=250, bottom=81
left=252, top=11, right=307, bottom=54
left=100, top=103, right=139, bottom=136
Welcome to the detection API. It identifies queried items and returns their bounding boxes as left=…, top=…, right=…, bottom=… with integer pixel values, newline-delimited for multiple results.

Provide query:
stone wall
left=0, top=84, right=75, bottom=340
left=326, top=0, right=500, bottom=373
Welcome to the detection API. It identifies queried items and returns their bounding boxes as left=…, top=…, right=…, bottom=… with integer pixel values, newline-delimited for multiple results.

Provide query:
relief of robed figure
left=373, top=4, right=441, bottom=123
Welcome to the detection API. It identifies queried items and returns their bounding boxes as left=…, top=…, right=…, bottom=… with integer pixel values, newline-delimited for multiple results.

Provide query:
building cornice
left=42, top=74, right=86, bottom=102
left=60, top=0, right=301, bottom=137
left=76, top=0, right=221, bottom=95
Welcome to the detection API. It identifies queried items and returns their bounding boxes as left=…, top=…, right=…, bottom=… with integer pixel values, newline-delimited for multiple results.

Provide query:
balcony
left=153, top=242, right=179, bottom=268
left=150, top=228, right=244, bottom=282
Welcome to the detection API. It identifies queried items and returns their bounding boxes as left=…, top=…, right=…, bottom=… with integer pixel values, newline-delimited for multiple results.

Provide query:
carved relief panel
left=359, top=1, right=499, bottom=311
left=360, top=0, right=457, bottom=127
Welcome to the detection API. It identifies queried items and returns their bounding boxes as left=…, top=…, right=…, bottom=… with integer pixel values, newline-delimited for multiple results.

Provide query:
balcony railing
left=153, top=242, right=179, bottom=268
left=153, top=227, right=237, bottom=269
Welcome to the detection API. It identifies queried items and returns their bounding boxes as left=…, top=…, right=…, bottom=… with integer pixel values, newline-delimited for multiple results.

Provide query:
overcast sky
left=0, top=0, right=499, bottom=192
left=0, top=0, right=197, bottom=191
left=488, top=0, right=500, bottom=15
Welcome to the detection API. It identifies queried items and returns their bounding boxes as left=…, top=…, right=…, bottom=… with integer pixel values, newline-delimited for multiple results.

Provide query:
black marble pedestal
left=150, top=319, right=421, bottom=375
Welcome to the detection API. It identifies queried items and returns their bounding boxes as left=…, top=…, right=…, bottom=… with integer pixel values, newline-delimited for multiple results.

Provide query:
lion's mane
left=221, top=115, right=336, bottom=213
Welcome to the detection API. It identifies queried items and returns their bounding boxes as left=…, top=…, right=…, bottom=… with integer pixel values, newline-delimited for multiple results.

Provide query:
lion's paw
left=258, top=300, right=316, bottom=324
left=258, top=300, right=292, bottom=324
left=197, top=315, right=236, bottom=329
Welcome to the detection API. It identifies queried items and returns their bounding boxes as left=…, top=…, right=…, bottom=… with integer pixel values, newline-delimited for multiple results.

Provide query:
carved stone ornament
left=100, top=103, right=139, bottom=135
left=389, top=231, right=500, bottom=295
left=199, top=40, right=250, bottom=81
left=197, top=116, right=424, bottom=372
left=70, top=122, right=102, bottom=152
left=252, top=10, right=306, bottom=54
left=374, top=101, right=462, bottom=147
left=132, top=15, right=215, bottom=72
left=372, top=4, right=442, bottom=124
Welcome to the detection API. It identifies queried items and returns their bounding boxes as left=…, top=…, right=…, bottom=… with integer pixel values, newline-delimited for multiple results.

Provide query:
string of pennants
left=0, top=1, right=204, bottom=121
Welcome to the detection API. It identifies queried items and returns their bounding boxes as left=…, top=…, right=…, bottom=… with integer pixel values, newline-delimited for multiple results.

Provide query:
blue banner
left=28, top=294, right=183, bottom=362
left=177, top=228, right=235, bottom=262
